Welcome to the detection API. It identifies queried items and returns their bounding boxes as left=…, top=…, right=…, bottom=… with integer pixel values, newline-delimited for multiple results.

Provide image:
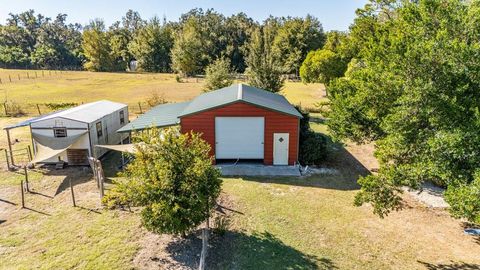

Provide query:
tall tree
left=82, top=19, right=113, bottom=71
left=129, top=17, right=173, bottom=72
left=273, top=15, right=325, bottom=74
left=245, top=25, right=284, bottom=92
left=171, top=17, right=204, bottom=76
left=299, top=49, right=347, bottom=95
left=224, top=13, right=256, bottom=72
left=172, top=8, right=229, bottom=75
left=327, top=0, right=480, bottom=224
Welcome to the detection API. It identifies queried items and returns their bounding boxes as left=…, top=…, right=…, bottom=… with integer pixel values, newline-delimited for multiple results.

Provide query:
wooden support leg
left=69, top=178, right=76, bottom=207
left=20, top=180, right=25, bottom=208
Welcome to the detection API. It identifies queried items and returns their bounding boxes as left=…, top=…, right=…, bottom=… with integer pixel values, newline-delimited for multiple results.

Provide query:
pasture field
left=0, top=71, right=479, bottom=269
left=0, top=69, right=325, bottom=116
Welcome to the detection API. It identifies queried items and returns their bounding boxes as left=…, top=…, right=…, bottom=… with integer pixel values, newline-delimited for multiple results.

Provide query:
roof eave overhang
left=178, top=100, right=303, bottom=119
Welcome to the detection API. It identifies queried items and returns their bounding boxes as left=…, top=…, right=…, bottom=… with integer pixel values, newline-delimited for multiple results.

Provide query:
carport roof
left=117, top=101, right=190, bottom=133
left=179, top=84, right=303, bottom=118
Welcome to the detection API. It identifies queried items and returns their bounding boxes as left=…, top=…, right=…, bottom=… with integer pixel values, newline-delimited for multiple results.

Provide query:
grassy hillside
left=0, top=69, right=325, bottom=116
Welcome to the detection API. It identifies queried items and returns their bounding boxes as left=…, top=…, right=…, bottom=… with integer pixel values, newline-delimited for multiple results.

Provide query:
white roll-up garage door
left=215, top=117, right=264, bottom=159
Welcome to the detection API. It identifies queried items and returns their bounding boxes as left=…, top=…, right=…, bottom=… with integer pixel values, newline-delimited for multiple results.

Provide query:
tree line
left=298, top=0, right=480, bottom=225
left=0, top=9, right=325, bottom=76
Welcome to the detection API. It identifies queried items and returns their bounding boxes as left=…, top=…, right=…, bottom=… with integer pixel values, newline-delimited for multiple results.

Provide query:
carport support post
left=69, top=178, right=76, bottom=207
left=96, top=160, right=104, bottom=199
left=5, top=128, right=14, bottom=167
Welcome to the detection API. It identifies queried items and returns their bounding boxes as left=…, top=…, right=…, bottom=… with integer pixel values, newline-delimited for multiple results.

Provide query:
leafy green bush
left=445, top=174, right=480, bottom=225
left=44, top=102, right=78, bottom=111
left=203, top=58, right=233, bottom=92
left=145, top=91, right=167, bottom=107
left=103, top=128, right=222, bottom=235
left=299, top=131, right=327, bottom=165
left=295, top=105, right=328, bottom=165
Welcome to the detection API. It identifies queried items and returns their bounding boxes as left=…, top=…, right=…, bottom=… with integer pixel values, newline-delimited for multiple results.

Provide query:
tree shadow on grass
left=418, top=261, right=480, bottom=270
left=165, top=230, right=335, bottom=270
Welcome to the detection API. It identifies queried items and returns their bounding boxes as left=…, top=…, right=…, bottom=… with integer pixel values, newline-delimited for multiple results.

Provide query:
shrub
left=299, top=131, right=327, bottom=165
left=203, top=58, right=233, bottom=92
left=44, top=102, right=78, bottom=111
left=4, top=101, right=25, bottom=117
left=445, top=174, right=480, bottom=225
left=145, top=91, right=167, bottom=107
left=295, top=105, right=328, bottom=165
left=175, top=74, right=183, bottom=83
left=103, top=128, right=222, bottom=235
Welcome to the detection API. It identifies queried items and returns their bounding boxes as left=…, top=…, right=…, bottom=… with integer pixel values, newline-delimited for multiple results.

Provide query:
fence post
left=20, top=180, right=25, bottom=208
left=18, top=74, right=20, bottom=80
left=27, top=72, right=29, bottom=79
left=2, top=102, right=7, bottom=116
left=0, top=78, right=2, bottom=84
left=138, top=102, right=143, bottom=114
left=24, top=166, right=30, bottom=193
left=4, top=149, right=10, bottom=169
left=9, top=75, right=11, bottom=82
left=42, top=70, right=44, bottom=77
left=36, top=104, right=41, bottom=115
left=6, top=129, right=14, bottom=166
left=69, top=178, right=76, bottom=207
left=35, top=72, right=37, bottom=78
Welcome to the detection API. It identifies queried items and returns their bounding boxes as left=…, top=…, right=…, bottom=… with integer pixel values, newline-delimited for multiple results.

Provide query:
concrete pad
left=216, top=164, right=301, bottom=177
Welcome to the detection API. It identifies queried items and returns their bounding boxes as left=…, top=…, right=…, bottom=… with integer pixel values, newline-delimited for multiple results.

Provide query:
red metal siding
left=180, top=102, right=299, bottom=165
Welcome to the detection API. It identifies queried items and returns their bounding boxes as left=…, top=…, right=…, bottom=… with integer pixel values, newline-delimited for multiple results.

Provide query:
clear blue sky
left=0, top=0, right=368, bottom=31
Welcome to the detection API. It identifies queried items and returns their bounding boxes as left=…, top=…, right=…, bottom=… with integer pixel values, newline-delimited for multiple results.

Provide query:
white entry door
left=215, top=117, right=265, bottom=159
left=273, top=133, right=289, bottom=165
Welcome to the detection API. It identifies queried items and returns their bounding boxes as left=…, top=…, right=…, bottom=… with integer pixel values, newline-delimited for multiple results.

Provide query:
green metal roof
left=117, top=84, right=302, bottom=133
left=179, top=84, right=303, bottom=118
left=117, top=102, right=190, bottom=133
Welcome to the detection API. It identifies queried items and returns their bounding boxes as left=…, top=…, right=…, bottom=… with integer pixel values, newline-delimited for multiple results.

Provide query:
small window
left=120, top=110, right=125, bottom=125
left=96, top=122, right=103, bottom=138
left=53, top=127, right=67, bottom=138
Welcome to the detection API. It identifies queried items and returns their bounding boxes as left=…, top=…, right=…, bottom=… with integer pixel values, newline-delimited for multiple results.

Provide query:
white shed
left=27, top=100, right=129, bottom=165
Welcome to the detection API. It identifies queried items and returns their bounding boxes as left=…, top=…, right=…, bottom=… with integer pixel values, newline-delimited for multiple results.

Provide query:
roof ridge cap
left=237, top=83, right=243, bottom=100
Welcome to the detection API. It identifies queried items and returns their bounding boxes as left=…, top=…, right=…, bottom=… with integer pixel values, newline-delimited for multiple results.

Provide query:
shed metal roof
left=33, top=100, right=127, bottom=124
left=179, top=84, right=303, bottom=118
left=117, top=102, right=190, bottom=133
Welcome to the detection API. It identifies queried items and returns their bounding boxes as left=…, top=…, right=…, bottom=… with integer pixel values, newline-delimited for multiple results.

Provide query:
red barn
left=118, top=84, right=302, bottom=165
